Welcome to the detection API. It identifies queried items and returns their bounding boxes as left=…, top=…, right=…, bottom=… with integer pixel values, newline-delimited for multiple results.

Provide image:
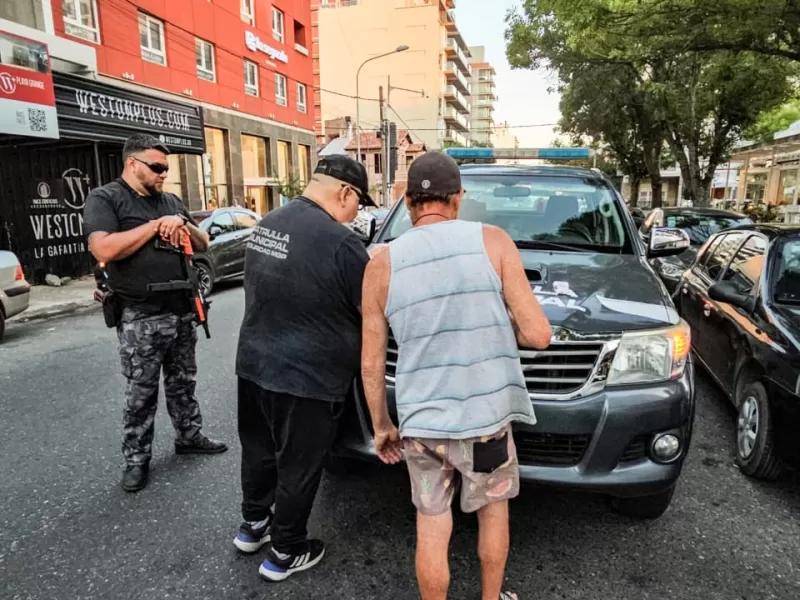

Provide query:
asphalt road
left=1, top=284, right=799, bottom=600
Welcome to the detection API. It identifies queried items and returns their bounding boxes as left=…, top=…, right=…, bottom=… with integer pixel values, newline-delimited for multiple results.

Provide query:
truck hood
left=521, top=251, right=679, bottom=334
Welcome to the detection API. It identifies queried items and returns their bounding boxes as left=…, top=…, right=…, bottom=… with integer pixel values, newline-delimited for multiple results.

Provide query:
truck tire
left=609, top=485, right=676, bottom=520
left=735, top=381, right=784, bottom=481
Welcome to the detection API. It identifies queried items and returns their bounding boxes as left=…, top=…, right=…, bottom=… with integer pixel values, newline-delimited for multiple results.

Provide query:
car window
left=721, top=235, right=767, bottom=295
left=234, top=212, right=259, bottom=230
left=382, top=174, right=630, bottom=252
left=211, top=212, right=235, bottom=233
left=773, top=237, right=800, bottom=305
left=702, top=232, right=746, bottom=281
left=664, top=212, right=752, bottom=246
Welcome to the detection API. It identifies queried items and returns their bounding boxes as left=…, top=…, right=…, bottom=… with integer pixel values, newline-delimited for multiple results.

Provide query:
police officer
left=84, top=133, right=227, bottom=493
left=233, top=155, right=374, bottom=582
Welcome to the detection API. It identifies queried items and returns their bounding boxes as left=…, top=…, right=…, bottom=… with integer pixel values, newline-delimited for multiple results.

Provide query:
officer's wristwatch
left=176, top=213, right=190, bottom=225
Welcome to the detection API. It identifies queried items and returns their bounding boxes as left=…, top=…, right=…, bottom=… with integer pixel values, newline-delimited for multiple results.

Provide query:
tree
left=556, top=62, right=667, bottom=206
left=745, top=97, right=800, bottom=143
left=505, top=0, right=797, bottom=206
left=277, top=174, right=304, bottom=200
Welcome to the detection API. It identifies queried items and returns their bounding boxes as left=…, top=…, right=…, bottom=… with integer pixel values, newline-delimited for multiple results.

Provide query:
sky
left=455, top=0, right=562, bottom=147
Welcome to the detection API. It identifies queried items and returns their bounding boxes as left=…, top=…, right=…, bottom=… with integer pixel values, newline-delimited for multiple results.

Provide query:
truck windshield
left=665, top=212, right=752, bottom=246
left=774, top=237, right=800, bottom=305
left=382, top=174, right=630, bottom=253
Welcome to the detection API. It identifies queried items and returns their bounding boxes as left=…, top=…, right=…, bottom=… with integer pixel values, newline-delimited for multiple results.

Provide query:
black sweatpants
left=238, top=377, right=342, bottom=552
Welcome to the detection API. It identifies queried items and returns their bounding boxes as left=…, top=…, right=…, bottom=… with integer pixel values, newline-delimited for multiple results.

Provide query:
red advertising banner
left=0, top=29, right=59, bottom=139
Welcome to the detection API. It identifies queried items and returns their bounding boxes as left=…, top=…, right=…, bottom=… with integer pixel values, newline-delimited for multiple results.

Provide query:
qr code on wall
left=28, top=107, right=47, bottom=132
left=16, top=110, right=25, bottom=126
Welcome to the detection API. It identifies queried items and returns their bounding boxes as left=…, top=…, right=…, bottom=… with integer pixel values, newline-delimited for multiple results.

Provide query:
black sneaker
left=233, top=519, right=272, bottom=553
left=258, top=540, right=326, bottom=582
left=175, top=434, right=228, bottom=455
left=121, top=464, right=149, bottom=493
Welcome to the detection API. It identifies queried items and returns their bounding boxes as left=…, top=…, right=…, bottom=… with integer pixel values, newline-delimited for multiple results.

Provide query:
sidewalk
left=10, top=276, right=99, bottom=323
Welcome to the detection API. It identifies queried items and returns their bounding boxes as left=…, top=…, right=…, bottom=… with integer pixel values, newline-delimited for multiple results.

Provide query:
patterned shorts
left=404, top=425, right=520, bottom=515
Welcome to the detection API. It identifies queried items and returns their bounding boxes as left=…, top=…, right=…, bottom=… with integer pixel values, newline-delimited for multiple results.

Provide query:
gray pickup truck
left=334, top=162, right=695, bottom=520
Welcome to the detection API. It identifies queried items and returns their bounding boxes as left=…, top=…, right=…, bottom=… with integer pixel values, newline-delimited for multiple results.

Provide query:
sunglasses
left=133, top=157, right=170, bottom=175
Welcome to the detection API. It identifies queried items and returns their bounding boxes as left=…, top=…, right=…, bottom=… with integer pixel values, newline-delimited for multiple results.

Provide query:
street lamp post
left=356, top=45, right=409, bottom=162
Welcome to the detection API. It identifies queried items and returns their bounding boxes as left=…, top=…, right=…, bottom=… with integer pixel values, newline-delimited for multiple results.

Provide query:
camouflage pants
left=117, top=308, right=204, bottom=465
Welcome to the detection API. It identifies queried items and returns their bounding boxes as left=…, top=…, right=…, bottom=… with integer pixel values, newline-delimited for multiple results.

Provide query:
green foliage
left=744, top=97, right=800, bottom=143
left=277, top=174, right=304, bottom=199
left=505, top=0, right=798, bottom=206
left=743, top=202, right=783, bottom=223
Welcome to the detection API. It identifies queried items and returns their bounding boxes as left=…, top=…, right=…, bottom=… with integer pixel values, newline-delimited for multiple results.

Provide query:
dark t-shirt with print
left=236, top=197, right=370, bottom=402
left=83, top=179, right=195, bottom=315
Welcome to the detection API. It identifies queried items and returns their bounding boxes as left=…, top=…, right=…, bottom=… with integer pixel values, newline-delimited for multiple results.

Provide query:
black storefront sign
left=0, top=74, right=205, bottom=283
left=53, top=72, right=206, bottom=154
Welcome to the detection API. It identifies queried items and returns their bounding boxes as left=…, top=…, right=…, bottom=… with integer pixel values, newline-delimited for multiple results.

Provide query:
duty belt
left=146, top=281, right=194, bottom=292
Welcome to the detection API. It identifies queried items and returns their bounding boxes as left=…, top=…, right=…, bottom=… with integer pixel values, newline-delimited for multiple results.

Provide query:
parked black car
left=641, top=207, right=752, bottom=293
left=675, top=224, right=800, bottom=479
left=332, top=162, right=696, bottom=519
left=190, top=208, right=260, bottom=295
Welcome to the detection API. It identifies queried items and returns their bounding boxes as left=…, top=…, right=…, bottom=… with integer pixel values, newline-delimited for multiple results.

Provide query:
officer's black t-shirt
left=235, top=197, right=371, bottom=403
left=83, top=178, right=195, bottom=315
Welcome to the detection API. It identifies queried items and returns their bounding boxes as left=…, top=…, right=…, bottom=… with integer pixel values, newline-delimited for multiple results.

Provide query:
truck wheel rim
left=737, top=396, right=759, bottom=459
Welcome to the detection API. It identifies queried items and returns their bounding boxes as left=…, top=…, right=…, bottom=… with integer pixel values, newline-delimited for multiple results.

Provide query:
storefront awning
left=0, top=73, right=206, bottom=154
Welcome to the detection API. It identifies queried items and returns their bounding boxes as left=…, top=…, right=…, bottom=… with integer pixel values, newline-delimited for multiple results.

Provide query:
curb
left=10, top=301, right=101, bottom=324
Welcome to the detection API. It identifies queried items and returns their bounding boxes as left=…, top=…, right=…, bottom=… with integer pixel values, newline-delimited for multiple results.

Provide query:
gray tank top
left=385, top=220, right=536, bottom=440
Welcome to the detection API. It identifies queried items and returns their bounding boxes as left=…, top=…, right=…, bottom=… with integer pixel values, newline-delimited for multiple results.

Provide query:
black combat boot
left=175, top=433, right=228, bottom=455
left=121, top=464, right=149, bottom=493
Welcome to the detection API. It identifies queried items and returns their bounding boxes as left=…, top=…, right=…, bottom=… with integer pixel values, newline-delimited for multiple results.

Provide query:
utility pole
left=379, top=85, right=387, bottom=207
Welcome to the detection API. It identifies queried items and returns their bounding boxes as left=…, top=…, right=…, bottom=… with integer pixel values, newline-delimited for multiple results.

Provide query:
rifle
left=149, top=231, right=212, bottom=338
left=180, top=230, right=211, bottom=339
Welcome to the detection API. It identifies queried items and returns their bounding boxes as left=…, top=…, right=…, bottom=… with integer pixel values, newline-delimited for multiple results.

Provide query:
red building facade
left=0, top=1, right=316, bottom=283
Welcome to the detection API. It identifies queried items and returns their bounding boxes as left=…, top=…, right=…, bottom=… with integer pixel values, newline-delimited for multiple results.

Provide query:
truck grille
left=386, top=335, right=604, bottom=397
left=513, top=432, right=591, bottom=466
left=519, top=342, right=604, bottom=395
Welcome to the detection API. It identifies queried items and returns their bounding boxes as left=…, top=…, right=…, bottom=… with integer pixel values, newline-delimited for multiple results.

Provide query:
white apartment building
left=312, top=0, right=472, bottom=150
left=469, top=46, right=496, bottom=146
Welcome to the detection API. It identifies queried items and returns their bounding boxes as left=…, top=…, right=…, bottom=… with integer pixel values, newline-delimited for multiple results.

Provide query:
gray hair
left=123, top=134, right=169, bottom=160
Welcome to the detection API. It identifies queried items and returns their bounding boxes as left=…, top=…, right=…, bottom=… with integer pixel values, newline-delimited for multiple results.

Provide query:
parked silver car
left=0, top=251, right=31, bottom=341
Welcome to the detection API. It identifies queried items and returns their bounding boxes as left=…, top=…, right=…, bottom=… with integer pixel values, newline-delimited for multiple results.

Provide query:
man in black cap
left=233, top=154, right=375, bottom=582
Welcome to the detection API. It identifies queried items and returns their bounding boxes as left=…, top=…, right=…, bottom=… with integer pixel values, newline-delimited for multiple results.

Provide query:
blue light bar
left=445, top=147, right=592, bottom=160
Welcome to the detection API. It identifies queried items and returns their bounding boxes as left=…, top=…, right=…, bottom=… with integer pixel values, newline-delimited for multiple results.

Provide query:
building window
left=296, top=83, right=307, bottom=113
left=272, top=8, right=285, bottom=44
left=375, top=153, right=383, bottom=174
left=242, top=135, right=273, bottom=215
left=294, top=20, right=308, bottom=52
left=275, top=74, right=287, bottom=106
left=241, top=0, right=254, bottom=26
left=163, top=155, right=184, bottom=197
left=200, top=127, right=230, bottom=209
left=277, top=140, right=291, bottom=183
left=244, top=60, right=259, bottom=96
left=298, top=144, right=311, bottom=185
left=195, top=38, right=215, bottom=81
left=62, top=0, right=100, bottom=44
left=138, top=12, right=166, bottom=65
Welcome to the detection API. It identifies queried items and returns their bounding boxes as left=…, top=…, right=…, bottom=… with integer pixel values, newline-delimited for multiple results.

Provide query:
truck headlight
left=607, top=321, right=691, bottom=386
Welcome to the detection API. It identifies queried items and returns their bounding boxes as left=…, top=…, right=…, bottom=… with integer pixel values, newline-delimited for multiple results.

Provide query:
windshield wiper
left=514, top=240, right=586, bottom=252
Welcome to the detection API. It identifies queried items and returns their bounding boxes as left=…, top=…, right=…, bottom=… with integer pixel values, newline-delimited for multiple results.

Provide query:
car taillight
left=15, top=263, right=24, bottom=281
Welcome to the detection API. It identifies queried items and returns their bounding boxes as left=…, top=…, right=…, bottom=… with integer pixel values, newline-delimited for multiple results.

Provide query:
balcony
left=443, top=106, right=469, bottom=132
left=444, top=62, right=470, bottom=94
left=443, top=85, right=470, bottom=114
left=444, top=8, right=457, bottom=29
left=478, top=75, right=496, bottom=87
left=476, top=84, right=497, bottom=99
left=443, top=128, right=467, bottom=147
left=445, top=39, right=471, bottom=77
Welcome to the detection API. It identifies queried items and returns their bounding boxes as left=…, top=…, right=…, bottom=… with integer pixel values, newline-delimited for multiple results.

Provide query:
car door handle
left=703, top=303, right=712, bottom=317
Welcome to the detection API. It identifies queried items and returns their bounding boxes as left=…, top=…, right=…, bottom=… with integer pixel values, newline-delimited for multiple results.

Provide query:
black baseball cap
left=314, top=154, right=376, bottom=207
left=406, top=151, right=462, bottom=197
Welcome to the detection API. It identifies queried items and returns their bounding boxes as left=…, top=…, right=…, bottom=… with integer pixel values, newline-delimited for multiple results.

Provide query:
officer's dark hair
left=123, top=134, right=170, bottom=161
